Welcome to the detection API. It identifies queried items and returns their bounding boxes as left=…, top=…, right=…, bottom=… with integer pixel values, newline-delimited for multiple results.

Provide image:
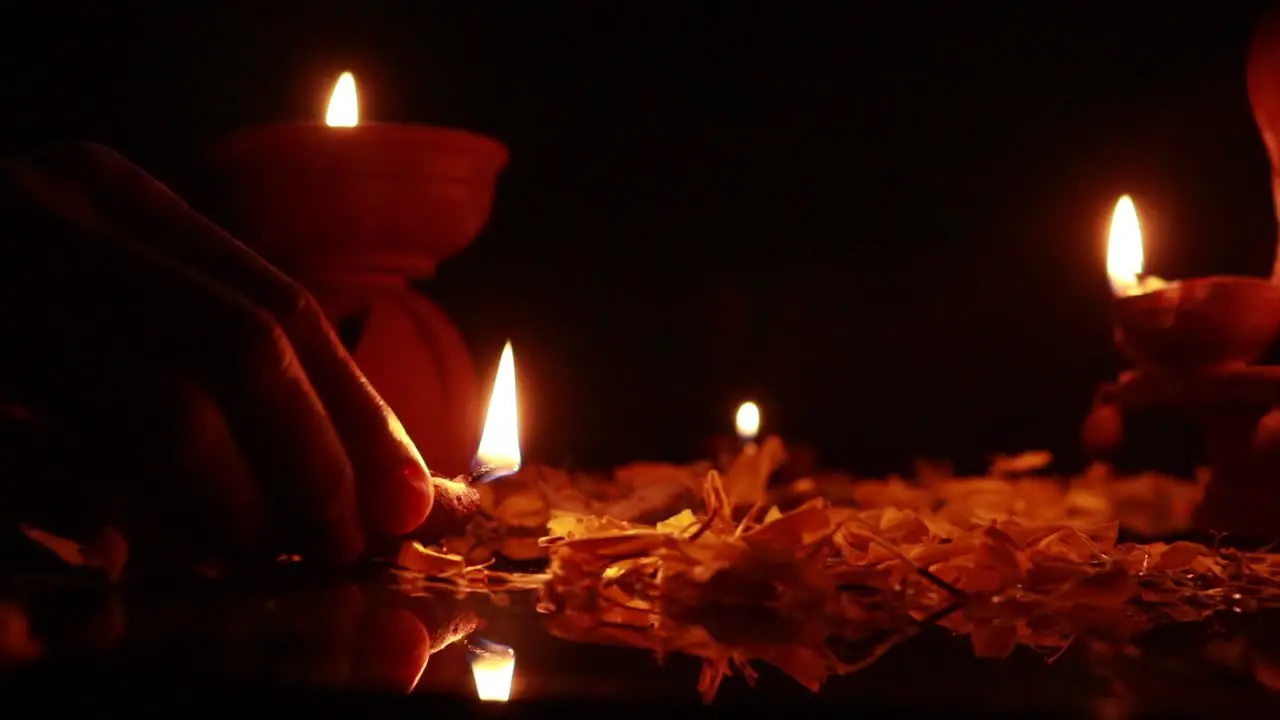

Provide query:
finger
left=28, top=143, right=434, bottom=537
left=413, top=474, right=481, bottom=542
left=0, top=362, right=265, bottom=569
left=0, top=158, right=363, bottom=564
left=355, top=588, right=479, bottom=694
left=119, top=377, right=268, bottom=563
left=349, top=606, right=431, bottom=694
left=392, top=591, right=481, bottom=656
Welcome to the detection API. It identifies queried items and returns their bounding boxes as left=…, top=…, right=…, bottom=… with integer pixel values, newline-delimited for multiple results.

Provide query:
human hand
left=0, top=141, right=465, bottom=567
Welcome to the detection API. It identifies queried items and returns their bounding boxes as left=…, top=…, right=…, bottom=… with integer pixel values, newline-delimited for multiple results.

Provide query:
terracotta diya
left=1081, top=10, right=1280, bottom=538
left=203, top=72, right=509, bottom=477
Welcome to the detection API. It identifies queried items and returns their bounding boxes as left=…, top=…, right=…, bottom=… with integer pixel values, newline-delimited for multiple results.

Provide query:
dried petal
left=396, top=541, right=466, bottom=576
left=657, top=509, right=701, bottom=537
left=494, top=490, right=551, bottom=529
left=990, top=450, right=1053, bottom=475
left=500, top=535, right=547, bottom=560
left=723, top=436, right=787, bottom=507
left=743, top=502, right=831, bottom=552
left=19, top=524, right=127, bottom=580
left=1151, top=541, right=1207, bottom=571
left=1050, top=567, right=1138, bottom=608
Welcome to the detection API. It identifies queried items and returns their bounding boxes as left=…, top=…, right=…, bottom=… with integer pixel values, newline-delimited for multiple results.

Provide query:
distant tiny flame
left=469, top=640, right=515, bottom=702
left=1106, top=195, right=1168, bottom=297
left=325, top=71, right=359, bottom=128
left=735, top=401, right=761, bottom=442
left=473, top=341, right=521, bottom=482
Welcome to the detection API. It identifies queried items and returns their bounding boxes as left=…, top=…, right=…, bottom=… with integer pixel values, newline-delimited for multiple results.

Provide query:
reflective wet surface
left=3, top=569, right=1280, bottom=717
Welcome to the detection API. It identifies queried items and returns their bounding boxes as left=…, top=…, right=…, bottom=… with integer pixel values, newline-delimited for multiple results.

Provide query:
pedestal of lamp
left=1084, top=277, right=1280, bottom=539
left=204, top=123, right=509, bottom=477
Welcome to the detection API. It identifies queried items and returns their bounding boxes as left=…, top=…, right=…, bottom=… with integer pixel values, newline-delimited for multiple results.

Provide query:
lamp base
left=1087, top=367, right=1280, bottom=540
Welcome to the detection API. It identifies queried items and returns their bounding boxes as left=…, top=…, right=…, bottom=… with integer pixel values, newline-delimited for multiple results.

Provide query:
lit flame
left=469, top=640, right=515, bottom=702
left=735, top=401, right=761, bottom=442
left=473, top=341, right=521, bottom=483
left=325, top=71, right=359, bottom=128
left=1106, top=195, right=1145, bottom=296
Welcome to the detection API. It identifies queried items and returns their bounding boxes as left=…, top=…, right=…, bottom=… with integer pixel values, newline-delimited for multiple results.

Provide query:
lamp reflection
left=469, top=638, right=516, bottom=702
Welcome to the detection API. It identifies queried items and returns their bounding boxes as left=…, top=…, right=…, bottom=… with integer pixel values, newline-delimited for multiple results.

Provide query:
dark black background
left=2, top=1, right=1277, bottom=475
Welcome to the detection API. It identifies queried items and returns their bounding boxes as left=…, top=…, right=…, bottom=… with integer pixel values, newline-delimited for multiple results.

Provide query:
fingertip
left=413, top=475, right=480, bottom=542
left=354, top=607, right=431, bottom=694
left=368, top=460, right=434, bottom=537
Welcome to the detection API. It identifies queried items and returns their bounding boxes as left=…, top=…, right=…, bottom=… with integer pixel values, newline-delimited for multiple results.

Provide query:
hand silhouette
left=0, top=141, right=472, bottom=567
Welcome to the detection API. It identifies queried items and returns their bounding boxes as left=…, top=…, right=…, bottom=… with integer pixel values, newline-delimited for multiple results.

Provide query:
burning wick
left=471, top=341, right=521, bottom=484
left=325, top=71, right=359, bottom=128
left=468, top=639, right=516, bottom=702
left=1106, top=194, right=1170, bottom=297
left=735, top=401, right=761, bottom=455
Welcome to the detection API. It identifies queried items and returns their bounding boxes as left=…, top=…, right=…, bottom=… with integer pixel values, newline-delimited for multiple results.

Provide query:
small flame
left=325, top=71, right=359, bottom=128
left=1107, top=195, right=1144, bottom=297
left=473, top=341, right=521, bottom=483
left=469, top=640, right=515, bottom=702
left=735, top=401, right=761, bottom=442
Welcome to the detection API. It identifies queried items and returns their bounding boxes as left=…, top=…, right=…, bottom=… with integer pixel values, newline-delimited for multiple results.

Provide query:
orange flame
left=1107, top=195, right=1143, bottom=297
left=735, top=401, right=761, bottom=442
left=325, top=71, right=358, bottom=127
left=473, top=341, right=521, bottom=482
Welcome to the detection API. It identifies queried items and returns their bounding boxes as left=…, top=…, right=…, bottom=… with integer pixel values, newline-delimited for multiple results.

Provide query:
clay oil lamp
left=1083, top=192, right=1280, bottom=539
left=1106, top=198, right=1280, bottom=373
left=204, top=71, right=509, bottom=477
left=1079, top=6, right=1280, bottom=541
left=1078, top=7, right=1280, bottom=541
